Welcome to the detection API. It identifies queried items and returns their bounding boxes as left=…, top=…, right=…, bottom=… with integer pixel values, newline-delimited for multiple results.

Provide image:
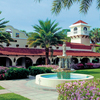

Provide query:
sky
left=0, top=0, right=100, bottom=32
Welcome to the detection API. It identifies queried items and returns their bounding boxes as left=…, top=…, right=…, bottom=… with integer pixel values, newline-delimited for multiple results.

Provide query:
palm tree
left=0, top=11, right=14, bottom=47
left=27, top=19, right=65, bottom=65
left=0, top=11, right=9, bottom=30
left=89, top=28, right=100, bottom=51
left=34, top=0, right=100, bottom=14
left=95, top=43, right=100, bottom=53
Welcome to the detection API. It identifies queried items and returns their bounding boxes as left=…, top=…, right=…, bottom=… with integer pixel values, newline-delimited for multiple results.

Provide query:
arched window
left=92, top=58, right=99, bottom=63
left=83, top=27, right=87, bottom=31
left=74, top=27, right=77, bottom=34
left=6, top=29, right=12, bottom=37
left=74, top=27, right=77, bottom=31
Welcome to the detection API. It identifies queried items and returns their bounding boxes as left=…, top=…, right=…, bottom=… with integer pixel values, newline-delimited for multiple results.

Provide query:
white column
left=90, top=58, right=93, bottom=63
left=77, top=57, right=81, bottom=63
left=12, top=58, right=16, bottom=66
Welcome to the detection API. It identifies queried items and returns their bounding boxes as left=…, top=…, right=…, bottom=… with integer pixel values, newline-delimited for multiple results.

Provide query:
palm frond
left=80, top=0, right=93, bottom=14
left=0, top=18, right=5, bottom=22
left=52, top=0, right=63, bottom=15
left=89, top=28, right=100, bottom=44
left=34, top=0, right=41, bottom=2
left=39, top=20, right=45, bottom=30
left=52, top=0, right=78, bottom=15
left=97, top=0, right=100, bottom=9
left=51, top=22, right=59, bottom=32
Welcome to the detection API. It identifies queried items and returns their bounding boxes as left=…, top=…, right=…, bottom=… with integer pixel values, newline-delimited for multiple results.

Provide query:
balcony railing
left=67, top=30, right=90, bottom=36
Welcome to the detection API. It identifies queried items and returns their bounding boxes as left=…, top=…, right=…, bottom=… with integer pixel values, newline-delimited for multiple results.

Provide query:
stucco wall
left=81, top=37, right=90, bottom=45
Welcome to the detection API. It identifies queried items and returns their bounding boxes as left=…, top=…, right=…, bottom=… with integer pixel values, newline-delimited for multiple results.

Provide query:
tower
left=67, top=20, right=91, bottom=46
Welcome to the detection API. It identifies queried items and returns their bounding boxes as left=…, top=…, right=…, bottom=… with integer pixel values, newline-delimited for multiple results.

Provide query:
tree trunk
left=45, top=48, right=49, bottom=65
left=92, top=44, right=95, bottom=52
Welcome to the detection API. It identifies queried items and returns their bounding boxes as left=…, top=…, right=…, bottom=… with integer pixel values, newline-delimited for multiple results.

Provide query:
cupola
left=67, top=20, right=91, bottom=46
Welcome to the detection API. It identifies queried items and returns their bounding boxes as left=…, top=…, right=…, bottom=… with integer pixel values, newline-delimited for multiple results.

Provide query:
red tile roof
left=73, top=20, right=88, bottom=25
left=0, top=47, right=100, bottom=57
left=59, top=42, right=92, bottom=50
left=53, top=50, right=100, bottom=57
left=90, top=44, right=100, bottom=47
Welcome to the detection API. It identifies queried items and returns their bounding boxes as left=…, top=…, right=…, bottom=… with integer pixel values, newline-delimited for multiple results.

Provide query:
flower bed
left=8, top=66, right=25, bottom=69
left=93, top=63, right=100, bottom=68
left=0, top=66, right=9, bottom=80
left=37, top=65, right=59, bottom=69
left=77, top=63, right=84, bottom=69
left=85, top=63, right=94, bottom=68
left=70, top=64, right=79, bottom=70
left=57, top=80, right=100, bottom=100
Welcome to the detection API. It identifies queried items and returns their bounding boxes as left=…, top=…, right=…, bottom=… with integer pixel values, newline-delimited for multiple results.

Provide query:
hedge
left=5, top=67, right=29, bottom=80
left=29, top=66, right=54, bottom=76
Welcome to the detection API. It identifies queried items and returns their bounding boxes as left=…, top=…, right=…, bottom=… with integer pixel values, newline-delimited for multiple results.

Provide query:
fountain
left=52, top=42, right=75, bottom=79
left=35, top=42, right=94, bottom=87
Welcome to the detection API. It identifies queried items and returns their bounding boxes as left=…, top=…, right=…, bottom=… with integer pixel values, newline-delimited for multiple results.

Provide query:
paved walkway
left=0, top=76, right=58, bottom=100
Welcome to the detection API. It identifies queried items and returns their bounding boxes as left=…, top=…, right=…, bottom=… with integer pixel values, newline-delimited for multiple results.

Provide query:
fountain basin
left=35, top=73, right=94, bottom=87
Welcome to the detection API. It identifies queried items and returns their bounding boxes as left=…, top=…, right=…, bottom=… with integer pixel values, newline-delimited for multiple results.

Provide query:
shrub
left=0, top=67, right=9, bottom=80
left=56, top=80, right=100, bottom=100
left=0, top=66, right=9, bottom=74
left=5, top=67, right=29, bottom=80
left=0, top=69, right=5, bottom=74
left=29, top=66, right=54, bottom=76
left=0, top=73, right=5, bottom=80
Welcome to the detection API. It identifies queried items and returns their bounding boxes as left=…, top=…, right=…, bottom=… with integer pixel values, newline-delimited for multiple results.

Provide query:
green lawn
left=74, top=68, right=100, bottom=79
left=0, top=86, right=5, bottom=90
left=0, top=93, right=30, bottom=100
left=74, top=68, right=100, bottom=88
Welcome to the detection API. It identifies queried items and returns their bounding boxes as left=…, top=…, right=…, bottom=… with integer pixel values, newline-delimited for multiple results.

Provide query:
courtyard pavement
left=0, top=76, right=58, bottom=100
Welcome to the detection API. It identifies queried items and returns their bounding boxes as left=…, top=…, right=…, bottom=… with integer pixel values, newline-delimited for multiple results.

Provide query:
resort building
left=0, top=20, right=100, bottom=68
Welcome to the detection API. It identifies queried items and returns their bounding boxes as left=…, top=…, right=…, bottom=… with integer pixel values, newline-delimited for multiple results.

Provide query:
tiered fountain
left=52, top=42, right=75, bottom=79
left=35, top=42, right=94, bottom=87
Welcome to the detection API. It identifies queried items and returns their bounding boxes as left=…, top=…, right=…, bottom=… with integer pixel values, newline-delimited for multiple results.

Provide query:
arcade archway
left=53, top=57, right=59, bottom=65
left=36, top=57, right=50, bottom=65
left=16, top=57, right=33, bottom=68
left=92, top=58, right=99, bottom=63
left=71, top=58, right=78, bottom=64
left=0, top=57, right=12, bottom=66
left=81, top=58, right=90, bottom=64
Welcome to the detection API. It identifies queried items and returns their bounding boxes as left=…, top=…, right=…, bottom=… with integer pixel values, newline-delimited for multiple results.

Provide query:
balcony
left=67, top=30, right=90, bottom=37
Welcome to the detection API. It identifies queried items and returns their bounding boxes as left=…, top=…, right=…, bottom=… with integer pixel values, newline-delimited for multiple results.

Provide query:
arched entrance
left=53, top=57, right=59, bottom=65
left=16, top=57, right=33, bottom=68
left=0, top=57, right=12, bottom=66
left=36, top=57, right=50, bottom=65
left=92, top=58, right=99, bottom=63
left=71, top=58, right=78, bottom=64
left=81, top=58, right=89, bottom=64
